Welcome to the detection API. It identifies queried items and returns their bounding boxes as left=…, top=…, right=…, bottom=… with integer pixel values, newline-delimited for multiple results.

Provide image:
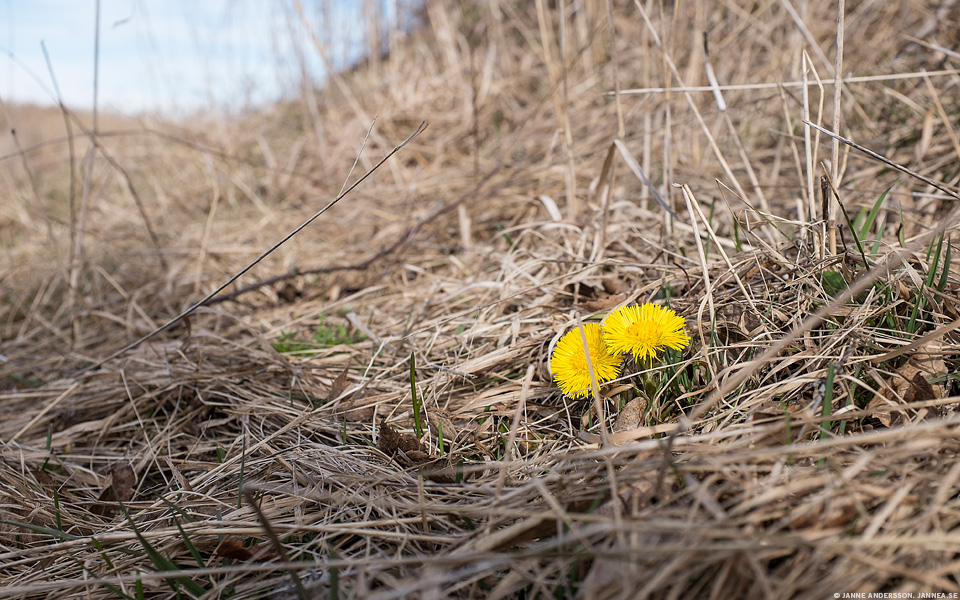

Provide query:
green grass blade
left=836, top=193, right=868, bottom=266
left=937, top=236, right=952, bottom=293
left=858, top=184, right=893, bottom=241
left=158, top=496, right=196, bottom=523
left=0, top=519, right=81, bottom=541
left=852, top=206, right=868, bottom=235
left=410, top=353, right=423, bottom=438
left=906, top=295, right=921, bottom=335
left=927, top=234, right=944, bottom=288
left=821, top=364, right=835, bottom=440
left=437, top=419, right=445, bottom=456
left=908, top=234, right=945, bottom=334
left=119, top=504, right=206, bottom=598
left=871, top=222, right=884, bottom=259
left=330, top=551, right=340, bottom=600
left=173, top=519, right=205, bottom=569
left=90, top=537, right=116, bottom=570
left=53, top=487, right=62, bottom=532
left=898, top=204, right=906, bottom=247
left=238, top=433, right=246, bottom=509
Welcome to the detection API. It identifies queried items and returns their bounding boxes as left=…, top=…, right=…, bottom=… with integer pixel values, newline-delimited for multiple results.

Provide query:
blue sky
left=1, top=1, right=380, bottom=115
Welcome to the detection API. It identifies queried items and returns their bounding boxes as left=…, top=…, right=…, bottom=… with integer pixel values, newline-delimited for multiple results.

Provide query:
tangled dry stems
left=2, top=0, right=960, bottom=597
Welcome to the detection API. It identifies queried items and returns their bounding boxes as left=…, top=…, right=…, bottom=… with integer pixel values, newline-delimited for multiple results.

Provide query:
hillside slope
left=2, top=1, right=960, bottom=597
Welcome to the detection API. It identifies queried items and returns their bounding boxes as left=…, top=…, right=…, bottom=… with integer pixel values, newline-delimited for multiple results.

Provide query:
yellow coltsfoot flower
left=602, top=303, right=690, bottom=362
left=551, top=323, right=622, bottom=399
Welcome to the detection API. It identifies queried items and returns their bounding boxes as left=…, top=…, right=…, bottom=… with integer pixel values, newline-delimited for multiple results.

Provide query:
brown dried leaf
left=612, top=398, right=647, bottom=435
left=602, top=276, right=628, bottom=295
left=870, top=349, right=948, bottom=426
left=276, top=282, right=300, bottom=303
left=216, top=538, right=253, bottom=561
left=97, top=464, right=136, bottom=504
left=327, top=363, right=351, bottom=403
left=342, top=391, right=375, bottom=422
left=93, top=463, right=136, bottom=516
left=422, top=459, right=460, bottom=484
left=867, top=395, right=896, bottom=428
left=428, top=410, right=459, bottom=444
left=750, top=397, right=804, bottom=443
left=788, top=496, right=860, bottom=531
left=710, top=305, right=763, bottom=341
left=215, top=537, right=280, bottom=562
left=378, top=421, right=424, bottom=456
left=580, top=292, right=627, bottom=312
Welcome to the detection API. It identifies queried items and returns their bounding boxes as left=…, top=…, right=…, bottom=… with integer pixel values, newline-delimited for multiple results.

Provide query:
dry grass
left=3, top=0, right=960, bottom=597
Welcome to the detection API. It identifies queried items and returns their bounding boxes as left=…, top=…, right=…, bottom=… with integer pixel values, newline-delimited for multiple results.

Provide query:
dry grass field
left=3, top=0, right=960, bottom=597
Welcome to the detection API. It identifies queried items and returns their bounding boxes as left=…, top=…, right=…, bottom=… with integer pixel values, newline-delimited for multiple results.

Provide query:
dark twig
left=80, top=121, right=427, bottom=372
left=803, top=120, right=960, bottom=201
left=206, top=160, right=505, bottom=306
left=242, top=487, right=308, bottom=600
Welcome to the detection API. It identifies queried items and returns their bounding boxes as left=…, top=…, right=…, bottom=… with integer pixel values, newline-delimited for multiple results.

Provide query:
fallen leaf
left=787, top=496, right=861, bottom=532
left=215, top=537, right=279, bottom=562
left=428, top=410, right=459, bottom=444
left=866, top=395, right=897, bottom=428
left=378, top=421, right=424, bottom=456
left=341, top=390, right=375, bottom=422
left=602, top=276, right=628, bottom=295
left=216, top=538, right=253, bottom=561
left=98, top=464, right=136, bottom=503
left=709, top=305, right=763, bottom=341
left=580, top=293, right=627, bottom=312
left=94, top=463, right=136, bottom=516
left=277, top=282, right=300, bottom=303
left=327, top=363, right=351, bottom=403
left=870, top=348, right=948, bottom=426
left=612, top=398, right=647, bottom=435
left=421, top=458, right=460, bottom=483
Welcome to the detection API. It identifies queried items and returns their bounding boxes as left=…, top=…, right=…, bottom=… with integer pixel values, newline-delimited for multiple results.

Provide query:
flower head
left=602, top=303, right=690, bottom=362
left=551, top=323, right=622, bottom=399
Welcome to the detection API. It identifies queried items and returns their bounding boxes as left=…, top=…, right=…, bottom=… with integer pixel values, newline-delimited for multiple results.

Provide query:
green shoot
left=40, top=424, right=54, bottom=473
left=330, top=551, right=340, bottom=600
left=908, top=233, right=944, bottom=334
left=858, top=185, right=893, bottom=242
left=821, top=364, right=835, bottom=440
left=238, top=434, right=246, bottom=509
left=158, top=496, right=195, bottom=523
left=937, top=236, right=952, bottom=293
left=120, top=503, right=206, bottom=598
left=0, top=519, right=81, bottom=541
left=273, top=313, right=366, bottom=354
left=53, top=487, right=62, bottom=532
left=437, top=420, right=445, bottom=456
left=410, top=353, right=424, bottom=438
left=90, top=537, right=116, bottom=570
left=495, top=224, right=518, bottom=252
left=835, top=191, right=869, bottom=266
left=173, top=519, right=205, bottom=569
left=898, top=203, right=906, bottom=247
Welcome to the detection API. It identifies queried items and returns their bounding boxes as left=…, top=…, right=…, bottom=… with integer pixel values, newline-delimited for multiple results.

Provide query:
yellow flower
left=602, top=303, right=690, bottom=361
left=551, top=323, right=622, bottom=399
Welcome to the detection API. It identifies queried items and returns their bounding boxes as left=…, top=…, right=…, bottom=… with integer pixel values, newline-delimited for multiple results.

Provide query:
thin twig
left=81, top=122, right=427, bottom=371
